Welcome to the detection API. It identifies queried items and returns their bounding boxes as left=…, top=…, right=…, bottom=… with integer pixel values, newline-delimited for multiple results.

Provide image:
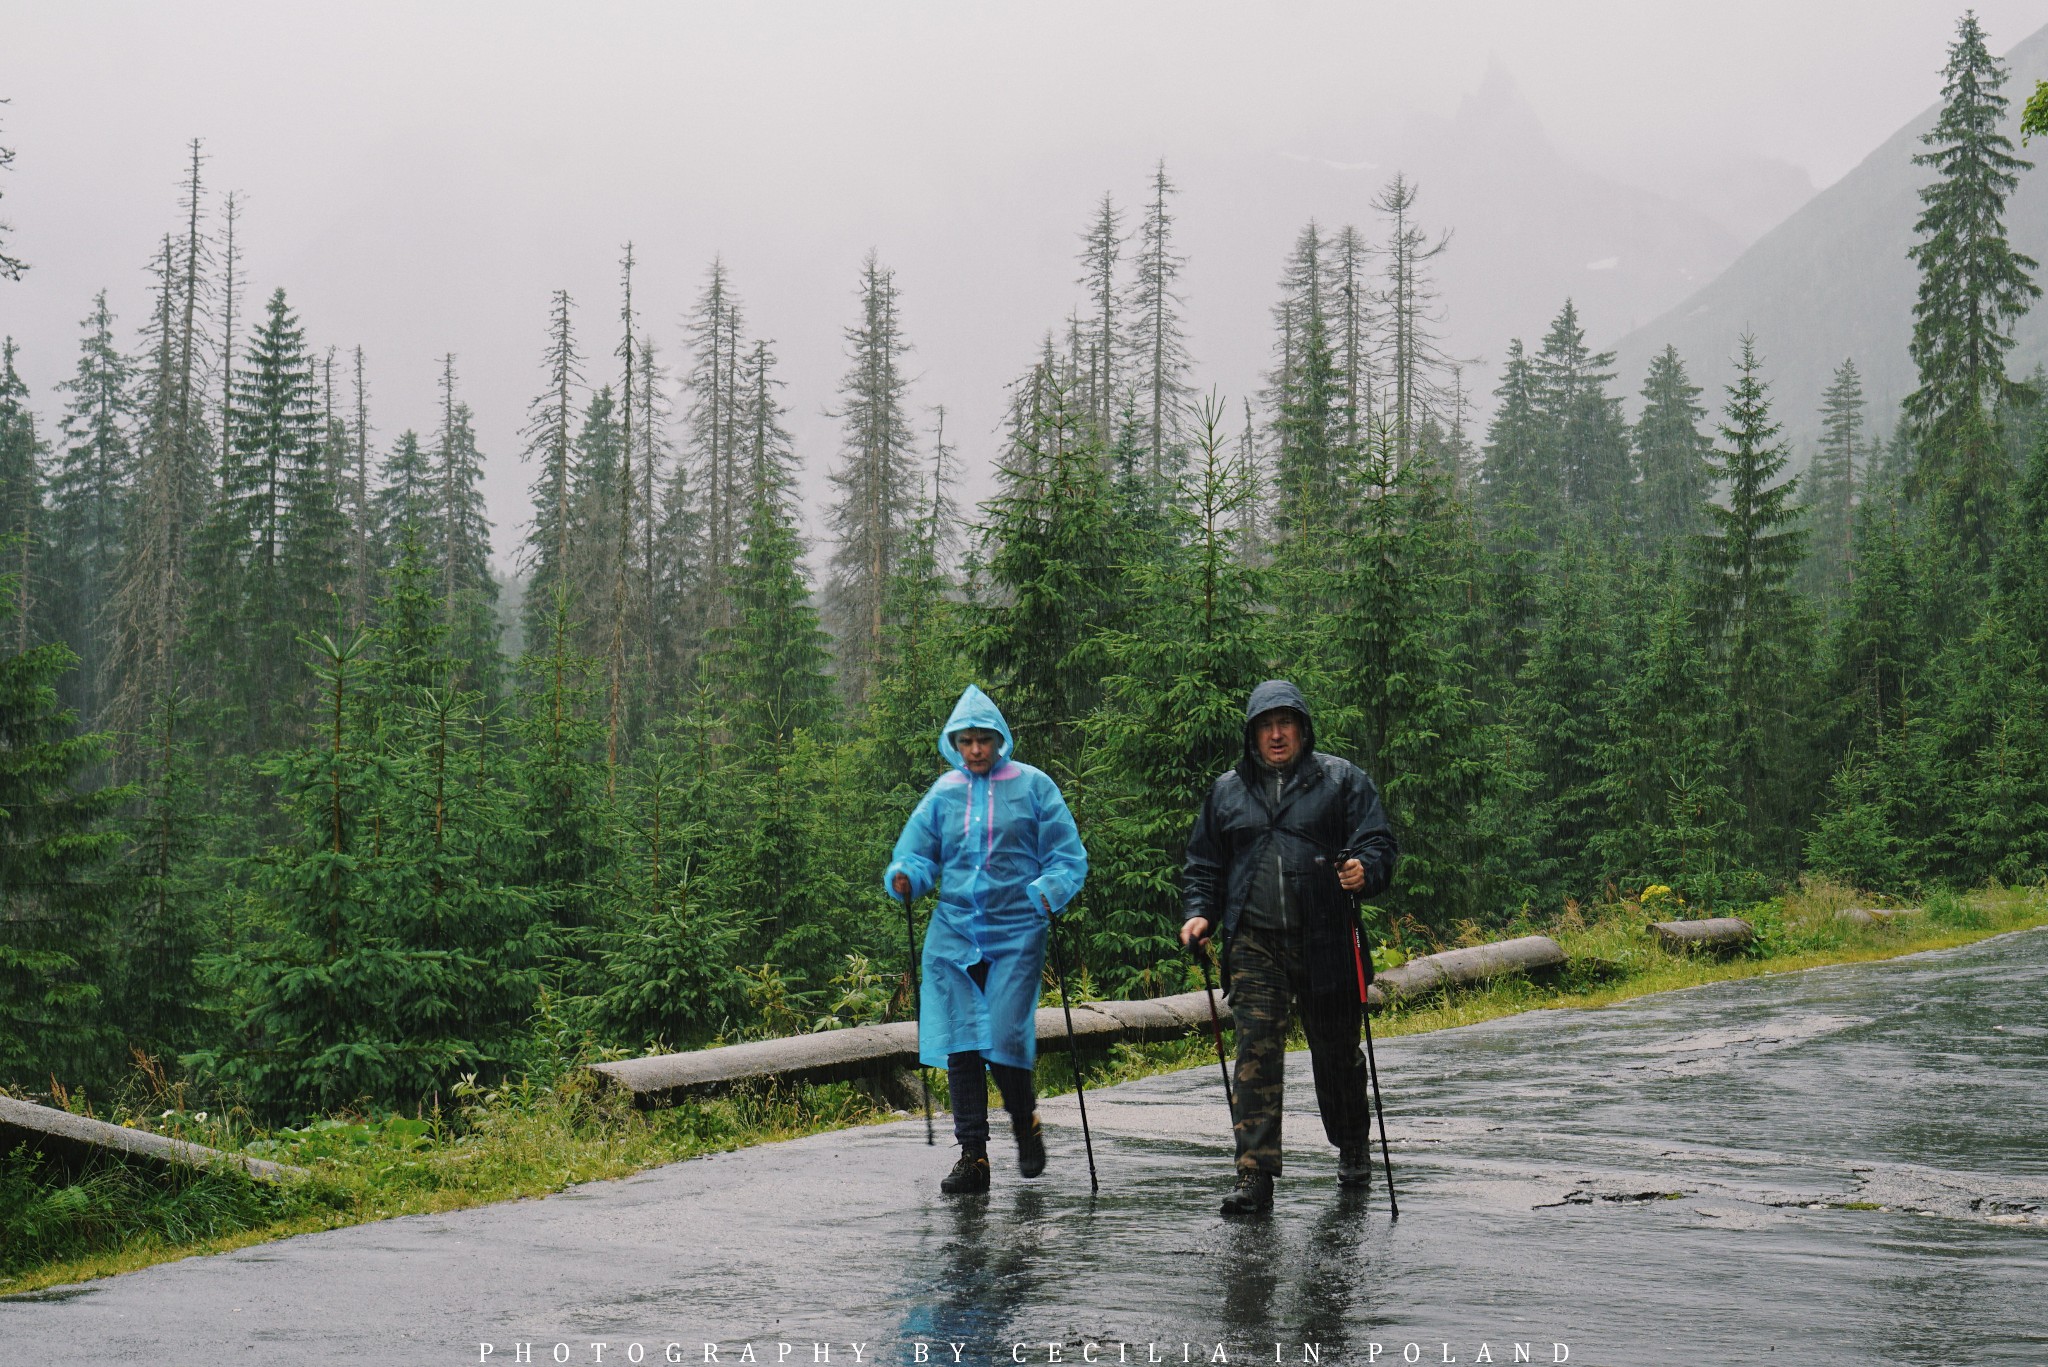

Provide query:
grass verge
left=6, top=878, right=2041, bottom=1296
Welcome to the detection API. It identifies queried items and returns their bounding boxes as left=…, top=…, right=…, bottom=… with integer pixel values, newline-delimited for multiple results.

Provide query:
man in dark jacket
left=1179, top=679, right=1399, bottom=1215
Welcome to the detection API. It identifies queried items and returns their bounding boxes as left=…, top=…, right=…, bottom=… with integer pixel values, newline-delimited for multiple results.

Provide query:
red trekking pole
left=1341, top=848, right=1398, bottom=1219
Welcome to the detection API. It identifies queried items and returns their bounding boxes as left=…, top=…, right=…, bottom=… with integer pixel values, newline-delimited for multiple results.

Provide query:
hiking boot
left=1015, top=1114, right=1046, bottom=1180
left=941, top=1146, right=990, bottom=1195
left=1338, top=1146, right=1373, bottom=1188
left=1220, top=1169, right=1274, bottom=1216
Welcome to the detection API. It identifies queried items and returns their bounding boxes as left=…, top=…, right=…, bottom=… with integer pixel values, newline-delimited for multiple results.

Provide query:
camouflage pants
left=1226, top=924, right=1370, bottom=1174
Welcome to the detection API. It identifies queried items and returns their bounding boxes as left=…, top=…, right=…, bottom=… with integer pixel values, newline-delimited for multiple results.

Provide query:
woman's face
left=953, top=728, right=1000, bottom=774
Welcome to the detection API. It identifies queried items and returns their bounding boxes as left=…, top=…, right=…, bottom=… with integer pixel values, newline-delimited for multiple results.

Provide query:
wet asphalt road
left=5, top=927, right=2045, bottom=1367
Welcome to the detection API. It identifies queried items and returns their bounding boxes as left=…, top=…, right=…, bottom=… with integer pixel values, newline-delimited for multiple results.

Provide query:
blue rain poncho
left=884, top=686, right=1089, bottom=1070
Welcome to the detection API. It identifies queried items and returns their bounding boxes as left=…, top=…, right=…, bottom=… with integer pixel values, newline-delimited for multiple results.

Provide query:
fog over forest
left=6, top=0, right=2045, bottom=564
left=8, top=0, right=2048, bottom=1157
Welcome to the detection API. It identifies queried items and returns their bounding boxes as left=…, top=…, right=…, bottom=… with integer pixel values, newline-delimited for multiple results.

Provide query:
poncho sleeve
left=883, top=782, right=945, bottom=902
left=1023, top=772, right=1088, bottom=917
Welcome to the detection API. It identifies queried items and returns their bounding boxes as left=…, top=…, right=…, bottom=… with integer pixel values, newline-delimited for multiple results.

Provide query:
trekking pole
left=1048, top=913, right=1100, bottom=1192
left=1341, top=850, right=1398, bottom=1219
left=1359, top=977, right=1398, bottom=1220
left=1192, top=936, right=1235, bottom=1121
left=895, top=888, right=935, bottom=1145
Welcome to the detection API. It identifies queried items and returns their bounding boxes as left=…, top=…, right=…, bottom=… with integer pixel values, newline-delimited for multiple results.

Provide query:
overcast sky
left=5, top=1, right=2046, bottom=566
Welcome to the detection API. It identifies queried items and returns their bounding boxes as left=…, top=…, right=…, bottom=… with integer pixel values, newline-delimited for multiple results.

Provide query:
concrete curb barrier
left=593, top=1021, right=921, bottom=1109
left=594, top=937, right=1568, bottom=1109
left=1648, top=916, right=1755, bottom=951
left=0, top=1094, right=306, bottom=1183
left=1366, top=934, right=1567, bottom=1011
left=593, top=992, right=1227, bottom=1109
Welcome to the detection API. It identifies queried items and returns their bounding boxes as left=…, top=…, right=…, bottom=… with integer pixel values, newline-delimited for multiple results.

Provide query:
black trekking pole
left=895, top=888, right=935, bottom=1145
left=1192, top=935, right=1235, bottom=1121
left=1048, top=915, right=1100, bottom=1192
left=1341, top=850, right=1398, bottom=1219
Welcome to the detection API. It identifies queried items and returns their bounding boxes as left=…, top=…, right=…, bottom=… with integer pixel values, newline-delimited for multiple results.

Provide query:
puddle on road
left=942, top=928, right=2048, bottom=1364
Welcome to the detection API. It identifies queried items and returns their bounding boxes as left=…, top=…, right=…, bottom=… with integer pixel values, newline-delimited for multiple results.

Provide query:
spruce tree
left=1592, top=559, right=1739, bottom=902
left=973, top=360, right=1129, bottom=779
left=189, top=288, right=339, bottom=755
left=1533, top=300, right=1634, bottom=537
left=1080, top=396, right=1267, bottom=994
left=1800, top=359, right=1867, bottom=605
left=1330, top=224, right=1376, bottom=451
left=1476, top=339, right=1542, bottom=534
left=681, top=259, right=746, bottom=606
left=1270, top=222, right=1346, bottom=544
left=605, top=245, right=640, bottom=781
left=717, top=491, right=834, bottom=750
left=826, top=252, right=918, bottom=705
left=45, top=294, right=136, bottom=722
left=198, top=629, right=483, bottom=1115
left=585, top=742, right=744, bottom=1049
left=105, top=227, right=213, bottom=746
left=0, top=106, right=23, bottom=281
left=0, top=562, right=133, bottom=1092
left=122, top=687, right=207, bottom=1064
left=1125, top=160, right=1195, bottom=481
left=653, top=408, right=708, bottom=690
left=566, top=386, right=624, bottom=662
left=1373, top=174, right=1453, bottom=465
left=513, top=583, right=607, bottom=944
left=707, top=492, right=842, bottom=997
left=371, top=430, right=434, bottom=564
left=341, top=347, right=376, bottom=626
left=1475, top=340, right=1548, bottom=692
left=1075, top=193, right=1124, bottom=433
left=1999, top=424, right=2048, bottom=647
left=1517, top=542, right=1618, bottom=902
left=1323, top=424, right=1495, bottom=927
left=519, top=290, right=584, bottom=651
left=1906, top=10, right=2040, bottom=562
left=859, top=421, right=971, bottom=800
left=634, top=333, right=672, bottom=705
left=1695, top=336, right=1814, bottom=865
left=1633, top=345, right=1713, bottom=550
left=430, top=357, right=499, bottom=692
left=0, top=339, right=42, bottom=653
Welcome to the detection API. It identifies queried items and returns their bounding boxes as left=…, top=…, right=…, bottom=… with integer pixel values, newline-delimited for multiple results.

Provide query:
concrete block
left=1648, top=916, right=1754, bottom=951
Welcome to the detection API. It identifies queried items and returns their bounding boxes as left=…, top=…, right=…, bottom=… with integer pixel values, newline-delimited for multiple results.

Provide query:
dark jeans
left=948, top=959, right=1037, bottom=1147
left=948, top=1051, right=1036, bottom=1147
left=1227, top=923, right=1370, bottom=1174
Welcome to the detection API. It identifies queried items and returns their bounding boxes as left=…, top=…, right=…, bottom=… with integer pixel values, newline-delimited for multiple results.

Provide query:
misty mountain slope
left=1611, top=19, right=2048, bottom=446
left=1166, top=63, right=1781, bottom=404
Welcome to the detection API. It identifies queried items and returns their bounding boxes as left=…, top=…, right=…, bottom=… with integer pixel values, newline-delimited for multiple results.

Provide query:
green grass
left=6, top=878, right=2042, bottom=1296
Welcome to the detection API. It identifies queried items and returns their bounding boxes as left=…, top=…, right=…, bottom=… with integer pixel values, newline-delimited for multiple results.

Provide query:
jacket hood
left=938, top=684, right=1016, bottom=774
left=1242, top=679, right=1316, bottom=769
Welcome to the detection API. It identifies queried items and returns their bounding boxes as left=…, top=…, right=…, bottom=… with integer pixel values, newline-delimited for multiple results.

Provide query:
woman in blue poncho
left=885, top=685, right=1088, bottom=1194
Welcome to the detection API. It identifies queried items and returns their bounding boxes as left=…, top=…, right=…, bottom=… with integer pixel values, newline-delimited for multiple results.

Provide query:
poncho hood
left=938, top=684, right=1016, bottom=775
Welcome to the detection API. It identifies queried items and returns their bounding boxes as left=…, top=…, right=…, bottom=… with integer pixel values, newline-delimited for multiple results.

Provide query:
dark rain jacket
left=1181, top=680, right=1399, bottom=1000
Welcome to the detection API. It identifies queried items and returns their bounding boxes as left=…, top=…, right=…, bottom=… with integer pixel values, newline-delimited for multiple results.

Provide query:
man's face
left=1253, top=709, right=1304, bottom=769
left=953, top=728, right=1000, bottom=774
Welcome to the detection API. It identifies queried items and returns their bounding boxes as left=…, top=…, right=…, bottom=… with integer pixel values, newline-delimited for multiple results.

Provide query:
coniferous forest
left=4, top=15, right=2048, bottom=1122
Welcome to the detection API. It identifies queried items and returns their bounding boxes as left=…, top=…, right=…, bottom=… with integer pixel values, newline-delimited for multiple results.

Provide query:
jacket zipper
left=1271, top=768, right=1288, bottom=938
